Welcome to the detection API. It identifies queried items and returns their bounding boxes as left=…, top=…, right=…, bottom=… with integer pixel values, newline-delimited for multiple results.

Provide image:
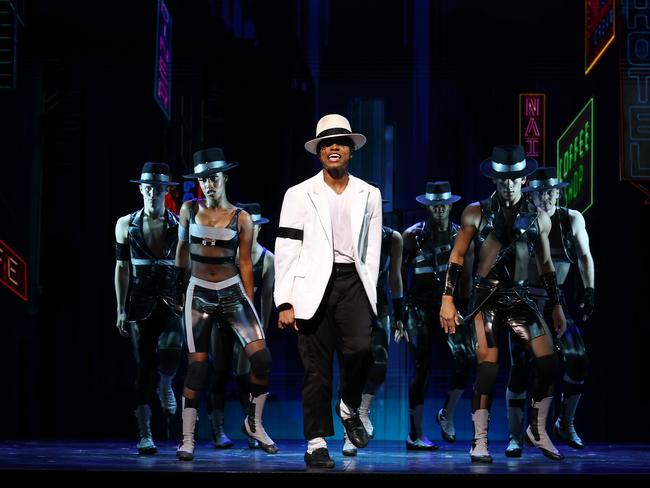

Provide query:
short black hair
left=316, top=136, right=355, bottom=153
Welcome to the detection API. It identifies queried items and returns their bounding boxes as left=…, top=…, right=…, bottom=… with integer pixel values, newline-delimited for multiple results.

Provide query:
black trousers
left=297, top=263, right=373, bottom=439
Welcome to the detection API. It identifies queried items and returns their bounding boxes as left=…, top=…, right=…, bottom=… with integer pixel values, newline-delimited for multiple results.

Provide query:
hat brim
left=129, top=179, right=179, bottom=186
left=522, top=181, right=569, bottom=193
left=480, top=157, right=538, bottom=179
left=415, top=194, right=461, bottom=206
left=183, top=162, right=239, bottom=179
left=252, top=217, right=270, bottom=225
left=304, top=133, right=367, bottom=154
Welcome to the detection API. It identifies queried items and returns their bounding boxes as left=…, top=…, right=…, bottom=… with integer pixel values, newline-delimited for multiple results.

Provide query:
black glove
left=580, top=287, right=594, bottom=321
left=391, top=298, right=409, bottom=343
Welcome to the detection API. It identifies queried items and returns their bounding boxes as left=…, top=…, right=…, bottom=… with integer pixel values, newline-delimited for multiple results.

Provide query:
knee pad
left=451, top=354, right=471, bottom=390
left=371, top=344, right=388, bottom=365
left=532, top=353, right=560, bottom=401
left=158, top=348, right=181, bottom=375
left=185, top=361, right=209, bottom=391
left=564, top=355, right=588, bottom=383
left=249, top=348, right=272, bottom=381
left=474, top=361, right=499, bottom=395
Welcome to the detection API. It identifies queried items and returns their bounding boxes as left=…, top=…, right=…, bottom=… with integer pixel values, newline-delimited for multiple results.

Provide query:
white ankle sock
left=307, top=437, right=327, bottom=454
left=339, top=399, right=353, bottom=420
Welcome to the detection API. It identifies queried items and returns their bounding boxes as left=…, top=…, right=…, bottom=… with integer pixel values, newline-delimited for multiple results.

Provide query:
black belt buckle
left=202, top=238, right=216, bottom=246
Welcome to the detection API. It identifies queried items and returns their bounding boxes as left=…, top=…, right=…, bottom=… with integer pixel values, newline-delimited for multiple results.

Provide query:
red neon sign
left=519, top=93, right=546, bottom=163
left=0, top=239, right=28, bottom=301
left=585, top=0, right=615, bottom=75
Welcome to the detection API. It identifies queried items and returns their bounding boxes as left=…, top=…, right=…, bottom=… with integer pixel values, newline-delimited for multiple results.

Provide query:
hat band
left=491, top=159, right=526, bottom=172
left=529, top=178, right=559, bottom=189
left=140, top=172, right=170, bottom=182
left=315, top=127, right=352, bottom=139
left=251, top=213, right=262, bottom=221
left=194, top=160, right=227, bottom=174
left=425, top=191, right=452, bottom=200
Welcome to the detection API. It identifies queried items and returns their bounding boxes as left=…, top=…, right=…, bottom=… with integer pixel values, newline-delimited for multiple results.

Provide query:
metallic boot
left=359, top=393, right=375, bottom=439
left=469, top=409, right=492, bottom=463
left=176, top=406, right=197, bottom=461
left=209, top=409, right=234, bottom=449
left=243, top=393, right=278, bottom=454
left=525, top=397, right=564, bottom=460
left=505, top=388, right=526, bottom=457
left=406, top=405, right=438, bottom=450
left=553, top=393, right=585, bottom=449
left=436, top=388, right=464, bottom=443
left=134, top=404, right=157, bottom=455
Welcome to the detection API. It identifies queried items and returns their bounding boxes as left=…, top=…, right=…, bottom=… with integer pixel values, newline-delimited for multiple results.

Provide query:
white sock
left=339, top=399, right=353, bottom=420
left=307, top=437, right=327, bottom=454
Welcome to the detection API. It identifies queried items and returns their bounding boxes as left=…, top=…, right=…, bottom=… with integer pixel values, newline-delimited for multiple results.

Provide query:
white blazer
left=274, top=172, right=383, bottom=320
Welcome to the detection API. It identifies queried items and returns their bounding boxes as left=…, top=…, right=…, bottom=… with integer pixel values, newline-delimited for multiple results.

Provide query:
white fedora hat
left=304, top=114, right=367, bottom=154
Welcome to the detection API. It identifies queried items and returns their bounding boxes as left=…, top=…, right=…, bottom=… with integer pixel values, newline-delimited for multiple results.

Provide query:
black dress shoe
left=335, top=403, right=368, bottom=448
left=304, top=447, right=335, bottom=468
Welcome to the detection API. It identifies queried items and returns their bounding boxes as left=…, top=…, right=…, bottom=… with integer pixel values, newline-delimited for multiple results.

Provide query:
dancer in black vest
left=115, top=162, right=184, bottom=455
left=402, top=181, right=474, bottom=449
left=440, top=145, right=566, bottom=463
left=504, top=166, right=594, bottom=456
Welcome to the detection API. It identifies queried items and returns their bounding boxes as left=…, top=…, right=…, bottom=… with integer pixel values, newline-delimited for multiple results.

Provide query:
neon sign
left=0, top=239, right=28, bottom=301
left=585, top=0, right=615, bottom=75
left=619, top=0, right=650, bottom=185
left=154, top=0, right=172, bottom=119
left=519, top=93, right=546, bottom=162
left=557, top=98, right=594, bottom=214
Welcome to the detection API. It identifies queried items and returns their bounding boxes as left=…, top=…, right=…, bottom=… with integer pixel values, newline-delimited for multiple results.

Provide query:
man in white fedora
left=275, top=114, right=382, bottom=468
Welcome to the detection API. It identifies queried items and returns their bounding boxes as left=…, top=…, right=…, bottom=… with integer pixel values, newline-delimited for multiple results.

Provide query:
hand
left=552, top=304, right=567, bottom=338
left=392, top=319, right=409, bottom=343
left=116, top=311, right=130, bottom=338
left=579, top=287, right=594, bottom=322
left=439, top=296, right=460, bottom=334
left=278, top=307, right=298, bottom=332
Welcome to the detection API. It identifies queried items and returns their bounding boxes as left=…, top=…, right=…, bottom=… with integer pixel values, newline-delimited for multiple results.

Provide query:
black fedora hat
left=522, top=166, right=569, bottom=193
left=183, top=147, right=238, bottom=178
left=416, top=181, right=461, bottom=205
left=130, top=162, right=179, bottom=186
left=368, top=181, right=390, bottom=204
left=480, top=144, right=538, bottom=179
left=236, top=202, right=270, bottom=225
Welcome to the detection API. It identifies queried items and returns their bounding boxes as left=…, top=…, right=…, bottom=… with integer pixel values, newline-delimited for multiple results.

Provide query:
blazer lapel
left=349, top=177, right=369, bottom=260
left=308, top=174, right=333, bottom=246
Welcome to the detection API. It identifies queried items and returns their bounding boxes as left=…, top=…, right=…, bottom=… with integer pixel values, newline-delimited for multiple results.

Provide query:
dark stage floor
left=1, top=440, right=649, bottom=478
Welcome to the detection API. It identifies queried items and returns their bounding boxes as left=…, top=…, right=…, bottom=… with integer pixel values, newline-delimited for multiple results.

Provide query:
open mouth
left=328, top=153, right=341, bottom=161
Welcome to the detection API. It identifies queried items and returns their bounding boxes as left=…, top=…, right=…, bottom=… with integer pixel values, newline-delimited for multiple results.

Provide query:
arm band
left=178, top=225, right=189, bottom=243
left=443, top=262, right=463, bottom=296
left=541, top=271, right=561, bottom=306
left=278, top=303, right=293, bottom=311
left=277, top=227, right=303, bottom=241
left=116, top=242, right=130, bottom=261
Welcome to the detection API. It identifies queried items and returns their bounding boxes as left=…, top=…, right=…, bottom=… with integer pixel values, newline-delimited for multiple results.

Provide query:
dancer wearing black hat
left=504, top=166, right=594, bottom=457
left=207, top=202, right=274, bottom=450
left=115, top=162, right=184, bottom=455
left=401, top=181, right=475, bottom=450
left=440, top=144, right=566, bottom=463
left=175, top=148, right=277, bottom=460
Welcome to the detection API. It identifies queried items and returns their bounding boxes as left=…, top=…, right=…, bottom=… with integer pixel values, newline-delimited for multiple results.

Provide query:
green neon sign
left=556, top=98, right=594, bottom=214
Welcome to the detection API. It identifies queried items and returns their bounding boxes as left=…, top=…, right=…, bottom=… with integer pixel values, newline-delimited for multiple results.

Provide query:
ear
left=224, top=174, right=229, bottom=182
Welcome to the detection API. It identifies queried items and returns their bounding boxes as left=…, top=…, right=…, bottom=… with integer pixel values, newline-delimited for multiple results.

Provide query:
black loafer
left=335, top=403, right=368, bottom=448
left=304, top=447, right=335, bottom=468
